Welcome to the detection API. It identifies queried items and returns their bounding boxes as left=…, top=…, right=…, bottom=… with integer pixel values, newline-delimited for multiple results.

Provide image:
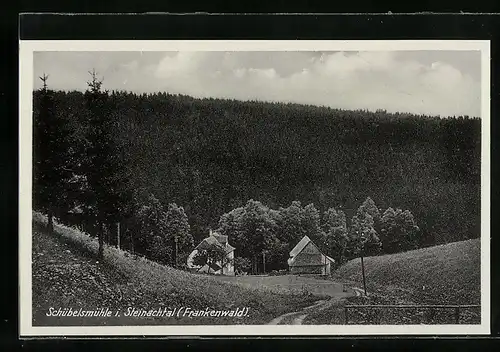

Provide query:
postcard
left=19, top=39, right=490, bottom=336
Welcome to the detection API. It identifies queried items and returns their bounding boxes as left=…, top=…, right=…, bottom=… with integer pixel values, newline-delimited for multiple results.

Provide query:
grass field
left=31, top=212, right=320, bottom=326
left=305, top=239, right=481, bottom=325
left=335, top=239, right=481, bottom=305
left=213, top=274, right=350, bottom=298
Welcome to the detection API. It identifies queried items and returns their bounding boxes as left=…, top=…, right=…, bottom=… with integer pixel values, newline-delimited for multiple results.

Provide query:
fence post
left=455, top=306, right=460, bottom=324
left=344, top=306, right=348, bottom=324
left=116, top=222, right=120, bottom=249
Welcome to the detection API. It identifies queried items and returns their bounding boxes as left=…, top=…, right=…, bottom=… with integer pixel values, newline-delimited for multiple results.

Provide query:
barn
left=287, top=235, right=335, bottom=275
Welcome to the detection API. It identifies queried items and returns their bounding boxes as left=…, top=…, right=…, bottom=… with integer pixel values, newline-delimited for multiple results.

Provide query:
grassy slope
left=305, top=239, right=481, bottom=324
left=333, top=239, right=481, bottom=305
left=32, top=213, right=319, bottom=326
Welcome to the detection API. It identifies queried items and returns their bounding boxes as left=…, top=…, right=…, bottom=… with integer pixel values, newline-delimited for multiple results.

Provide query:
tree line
left=215, top=197, right=418, bottom=273
left=33, top=71, right=480, bottom=269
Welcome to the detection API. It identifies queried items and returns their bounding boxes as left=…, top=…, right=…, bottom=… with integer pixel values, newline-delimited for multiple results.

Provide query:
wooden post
left=455, top=306, right=460, bottom=324
left=323, top=252, right=326, bottom=276
left=174, top=236, right=178, bottom=268
left=361, top=255, right=367, bottom=296
left=130, top=230, right=135, bottom=254
left=116, top=222, right=120, bottom=249
left=344, top=306, right=349, bottom=324
left=98, top=222, right=104, bottom=259
left=263, top=252, right=266, bottom=274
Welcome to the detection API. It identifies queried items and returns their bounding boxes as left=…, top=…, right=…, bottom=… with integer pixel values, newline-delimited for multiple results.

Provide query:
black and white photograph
left=19, top=40, right=490, bottom=336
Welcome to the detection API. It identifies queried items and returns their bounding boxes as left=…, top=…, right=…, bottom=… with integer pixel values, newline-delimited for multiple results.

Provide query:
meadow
left=305, top=239, right=481, bottom=325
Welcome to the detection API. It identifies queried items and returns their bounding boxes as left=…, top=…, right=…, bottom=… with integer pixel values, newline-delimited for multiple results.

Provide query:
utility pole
left=174, top=236, right=178, bottom=268
left=263, top=251, right=266, bottom=274
left=361, top=255, right=367, bottom=295
left=359, top=233, right=368, bottom=296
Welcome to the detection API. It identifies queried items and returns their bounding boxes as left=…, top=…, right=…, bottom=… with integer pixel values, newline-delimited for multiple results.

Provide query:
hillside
left=302, top=239, right=481, bottom=324
left=33, top=90, right=480, bottom=249
left=32, top=213, right=320, bottom=326
left=333, top=239, right=481, bottom=305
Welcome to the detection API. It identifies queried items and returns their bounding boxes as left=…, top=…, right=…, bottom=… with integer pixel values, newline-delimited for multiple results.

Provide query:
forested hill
left=33, top=90, right=481, bottom=248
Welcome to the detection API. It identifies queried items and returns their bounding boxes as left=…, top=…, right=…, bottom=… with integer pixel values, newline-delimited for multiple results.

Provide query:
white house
left=288, top=235, right=335, bottom=275
left=187, top=230, right=235, bottom=275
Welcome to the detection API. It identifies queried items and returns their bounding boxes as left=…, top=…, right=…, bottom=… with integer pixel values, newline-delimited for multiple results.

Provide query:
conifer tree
left=33, top=73, right=72, bottom=232
left=84, top=69, right=122, bottom=259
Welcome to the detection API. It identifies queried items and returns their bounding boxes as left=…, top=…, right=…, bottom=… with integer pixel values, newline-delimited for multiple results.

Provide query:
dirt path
left=211, top=274, right=356, bottom=325
left=267, top=295, right=351, bottom=325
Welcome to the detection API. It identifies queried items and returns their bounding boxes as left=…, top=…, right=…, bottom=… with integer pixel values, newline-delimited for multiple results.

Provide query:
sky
left=33, top=50, right=482, bottom=117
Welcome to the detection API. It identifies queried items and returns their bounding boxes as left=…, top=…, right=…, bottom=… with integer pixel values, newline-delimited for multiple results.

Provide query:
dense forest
left=32, top=83, right=481, bottom=272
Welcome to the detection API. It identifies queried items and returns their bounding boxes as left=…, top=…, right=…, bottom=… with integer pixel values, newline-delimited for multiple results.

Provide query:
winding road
left=212, top=274, right=357, bottom=325
left=265, top=283, right=360, bottom=325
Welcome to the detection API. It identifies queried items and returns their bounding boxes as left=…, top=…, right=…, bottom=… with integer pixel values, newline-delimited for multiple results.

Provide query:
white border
left=19, top=40, right=491, bottom=337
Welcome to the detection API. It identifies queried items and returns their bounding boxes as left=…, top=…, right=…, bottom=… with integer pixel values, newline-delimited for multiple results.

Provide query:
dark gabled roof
left=213, top=234, right=228, bottom=245
left=194, top=233, right=235, bottom=254
left=195, top=236, right=220, bottom=251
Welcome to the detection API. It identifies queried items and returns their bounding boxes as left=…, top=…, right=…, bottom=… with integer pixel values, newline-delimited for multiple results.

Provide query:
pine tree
left=83, top=69, right=122, bottom=259
left=33, top=73, right=72, bottom=232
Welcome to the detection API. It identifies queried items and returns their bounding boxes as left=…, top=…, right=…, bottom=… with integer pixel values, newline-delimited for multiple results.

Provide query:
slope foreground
left=31, top=213, right=319, bottom=326
left=304, top=239, right=481, bottom=325
left=335, top=239, right=481, bottom=305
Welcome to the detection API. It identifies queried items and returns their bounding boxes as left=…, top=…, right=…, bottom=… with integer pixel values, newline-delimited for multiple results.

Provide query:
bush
left=234, top=257, right=252, bottom=274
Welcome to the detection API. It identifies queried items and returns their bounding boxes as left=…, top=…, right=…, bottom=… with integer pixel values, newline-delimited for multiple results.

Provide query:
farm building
left=187, top=230, right=235, bottom=275
left=287, top=235, right=335, bottom=275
